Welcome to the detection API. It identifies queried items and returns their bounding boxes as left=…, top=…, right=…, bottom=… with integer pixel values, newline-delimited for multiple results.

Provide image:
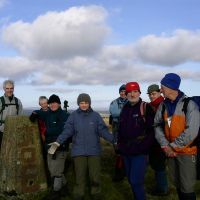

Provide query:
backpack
left=0, top=96, right=19, bottom=125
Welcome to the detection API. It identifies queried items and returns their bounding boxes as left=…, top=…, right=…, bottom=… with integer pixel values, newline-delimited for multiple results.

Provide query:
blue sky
left=0, top=0, right=200, bottom=110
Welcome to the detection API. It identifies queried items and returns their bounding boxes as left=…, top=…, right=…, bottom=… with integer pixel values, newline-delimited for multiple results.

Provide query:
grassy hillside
left=1, top=117, right=200, bottom=200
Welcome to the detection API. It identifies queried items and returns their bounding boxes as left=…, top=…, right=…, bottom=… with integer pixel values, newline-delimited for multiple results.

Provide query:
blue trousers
left=123, top=155, right=148, bottom=200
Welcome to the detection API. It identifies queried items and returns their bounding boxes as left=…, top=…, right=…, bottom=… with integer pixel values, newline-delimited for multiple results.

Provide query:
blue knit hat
left=161, top=73, right=181, bottom=90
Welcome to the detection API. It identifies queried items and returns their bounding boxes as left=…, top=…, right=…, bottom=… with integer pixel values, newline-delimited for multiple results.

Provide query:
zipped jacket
left=117, top=98, right=155, bottom=155
left=57, top=108, right=114, bottom=157
left=154, top=93, right=200, bottom=154
left=0, top=95, right=23, bottom=132
left=109, top=97, right=127, bottom=122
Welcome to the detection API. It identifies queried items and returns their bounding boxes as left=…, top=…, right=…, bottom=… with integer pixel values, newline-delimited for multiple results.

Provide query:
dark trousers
left=123, top=155, right=148, bottom=200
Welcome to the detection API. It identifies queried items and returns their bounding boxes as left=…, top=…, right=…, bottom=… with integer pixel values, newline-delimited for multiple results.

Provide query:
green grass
left=1, top=142, right=200, bottom=200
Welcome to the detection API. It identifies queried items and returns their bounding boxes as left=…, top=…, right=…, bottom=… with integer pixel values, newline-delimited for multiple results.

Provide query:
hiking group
left=0, top=72, right=199, bottom=200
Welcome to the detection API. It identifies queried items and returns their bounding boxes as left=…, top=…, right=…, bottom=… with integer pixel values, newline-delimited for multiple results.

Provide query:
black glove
left=113, top=143, right=120, bottom=154
left=29, top=112, right=38, bottom=122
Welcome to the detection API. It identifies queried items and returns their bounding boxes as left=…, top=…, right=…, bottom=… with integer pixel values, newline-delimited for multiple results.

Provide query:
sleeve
left=154, top=103, right=170, bottom=146
left=109, top=99, right=120, bottom=118
left=97, top=113, right=114, bottom=143
left=18, top=99, right=23, bottom=115
left=170, top=101, right=200, bottom=148
left=138, top=104, right=155, bottom=150
left=56, top=114, right=74, bottom=145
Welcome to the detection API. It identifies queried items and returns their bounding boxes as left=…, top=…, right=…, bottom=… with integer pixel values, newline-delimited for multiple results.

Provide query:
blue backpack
left=182, top=96, right=200, bottom=179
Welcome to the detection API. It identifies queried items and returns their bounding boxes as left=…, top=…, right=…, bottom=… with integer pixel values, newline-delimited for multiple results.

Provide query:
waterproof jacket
left=0, top=95, right=23, bottom=132
left=57, top=108, right=114, bottom=157
left=109, top=97, right=127, bottom=122
left=154, top=92, right=200, bottom=155
left=117, top=98, right=155, bottom=155
left=35, top=108, right=70, bottom=151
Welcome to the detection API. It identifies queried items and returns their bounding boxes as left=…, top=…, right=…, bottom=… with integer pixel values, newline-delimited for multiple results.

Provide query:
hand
left=29, top=112, right=38, bottom=122
left=161, top=145, right=176, bottom=157
left=48, top=142, right=60, bottom=154
left=113, top=143, right=120, bottom=154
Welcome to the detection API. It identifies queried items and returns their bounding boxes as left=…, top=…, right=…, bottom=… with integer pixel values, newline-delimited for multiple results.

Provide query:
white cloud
left=2, top=5, right=110, bottom=60
left=1, top=5, right=200, bottom=86
left=135, top=29, right=200, bottom=66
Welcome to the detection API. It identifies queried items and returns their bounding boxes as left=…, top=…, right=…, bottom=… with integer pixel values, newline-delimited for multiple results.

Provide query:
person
left=147, top=84, right=168, bottom=196
left=117, top=82, right=154, bottom=200
left=30, top=94, right=70, bottom=200
left=48, top=93, right=115, bottom=200
left=109, top=84, right=127, bottom=181
left=38, top=96, right=49, bottom=142
left=154, top=73, right=200, bottom=200
left=0, top=80, right=23, bottom=149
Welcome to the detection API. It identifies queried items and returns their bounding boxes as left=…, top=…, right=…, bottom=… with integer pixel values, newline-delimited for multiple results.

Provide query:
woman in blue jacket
left=48, top=93, right=114, bottom=200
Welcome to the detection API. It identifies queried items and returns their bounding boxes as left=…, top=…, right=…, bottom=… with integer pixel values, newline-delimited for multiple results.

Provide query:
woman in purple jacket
left=117, top=82, right=154, bottom=200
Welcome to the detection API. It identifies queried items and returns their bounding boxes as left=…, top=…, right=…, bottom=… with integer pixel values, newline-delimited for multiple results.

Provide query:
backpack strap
left=14, top=97, right=19, bottom=115
left=182, top=97, right=191, bottom=116
left=0, top=96, right=5, bottom=114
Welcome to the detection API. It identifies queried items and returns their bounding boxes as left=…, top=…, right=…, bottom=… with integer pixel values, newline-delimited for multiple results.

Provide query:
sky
left=0, top=0, right=200, bottom=110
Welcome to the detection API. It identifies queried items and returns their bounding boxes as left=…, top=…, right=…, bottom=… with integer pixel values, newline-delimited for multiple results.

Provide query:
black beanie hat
left=77, top=93, right=91, bottom=105
left=48, top=94, right=61, bottom=104
left=119, top=84, right=126, bottom=93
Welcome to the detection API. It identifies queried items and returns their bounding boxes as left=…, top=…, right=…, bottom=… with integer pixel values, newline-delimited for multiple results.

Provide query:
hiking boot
left=150, top=189, right=169, bottom=196
left=91, top=193, right=102, bottom=200
left=60, top=184, right=69, bottom=197
left=43, top=190, right=61, bottom=200
left=73, top=196, right=84, bottom=200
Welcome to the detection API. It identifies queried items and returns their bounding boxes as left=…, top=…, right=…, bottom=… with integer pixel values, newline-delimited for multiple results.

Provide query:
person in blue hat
left=154, top=73, right=200, bottom=200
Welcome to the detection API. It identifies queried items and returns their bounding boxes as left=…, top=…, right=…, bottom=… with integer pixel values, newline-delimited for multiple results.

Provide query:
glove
left=48, top=142, right=60, bottom=154
left=113, top=143, right=120, bottom=154
left=29, top=112, right=38, bottom=122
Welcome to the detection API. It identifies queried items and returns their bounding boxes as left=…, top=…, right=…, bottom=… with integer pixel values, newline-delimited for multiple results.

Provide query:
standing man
left=117, top=82, right=154, bottom=200
left=147, top=84, right=168, bottom=196
left=0, top=80, right=23, bottom=149
left=154, top=73, right=200, bottom=200
left=109, top=84, right=127, bottom=181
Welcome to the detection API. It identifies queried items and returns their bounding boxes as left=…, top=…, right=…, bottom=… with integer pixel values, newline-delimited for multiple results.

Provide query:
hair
left=39, top=96, right=48, bottom=105
left=3, top=80, right=14, bottom=90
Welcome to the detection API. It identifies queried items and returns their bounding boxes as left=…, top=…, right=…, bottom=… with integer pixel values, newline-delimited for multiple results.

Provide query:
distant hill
left=23, top=109, right=109, bottom=117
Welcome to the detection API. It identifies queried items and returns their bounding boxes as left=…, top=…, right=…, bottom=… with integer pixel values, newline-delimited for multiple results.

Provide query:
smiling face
left=39, top=99, right=48, bottom=111
left=4, top=83, right=14, bottom=97
left=148, top=91, right=161, bottom=102
left=49, top=102, right=60, bottom=111
left=119, top=90, right=126, bottom=99
left=79, top=102, right=90, bottom=111
left=127, top=90, right=140, bottom=103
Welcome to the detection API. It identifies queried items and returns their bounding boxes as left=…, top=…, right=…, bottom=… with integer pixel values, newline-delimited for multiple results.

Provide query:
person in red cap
left=117, top=82, right=154, bottom=200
